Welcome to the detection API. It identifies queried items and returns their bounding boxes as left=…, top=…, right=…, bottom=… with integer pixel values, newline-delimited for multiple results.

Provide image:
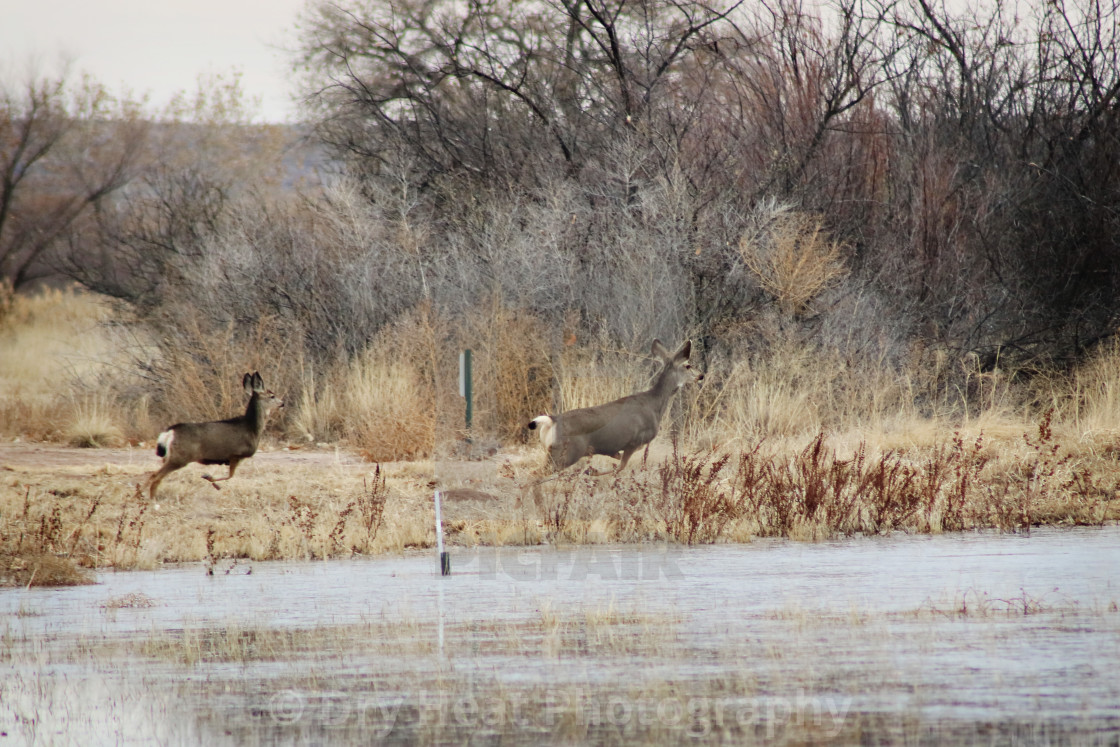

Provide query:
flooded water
left=3, top=526, right=1120, bottom=744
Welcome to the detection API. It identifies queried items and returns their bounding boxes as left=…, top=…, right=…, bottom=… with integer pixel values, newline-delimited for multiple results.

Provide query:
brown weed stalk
left=655, top=445, right=735, bottom=544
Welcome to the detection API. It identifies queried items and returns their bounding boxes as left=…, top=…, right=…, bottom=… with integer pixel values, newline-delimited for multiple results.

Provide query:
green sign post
left=459, top=349, right=473, bottom=434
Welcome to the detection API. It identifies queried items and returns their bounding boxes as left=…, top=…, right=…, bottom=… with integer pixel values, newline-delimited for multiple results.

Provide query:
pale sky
left=0, top=0, right=309, bottom=122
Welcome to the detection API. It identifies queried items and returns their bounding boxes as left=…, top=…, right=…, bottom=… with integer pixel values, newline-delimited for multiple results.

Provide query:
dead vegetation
left=2, top=288, right=1120, bottom=587
left=3, top=410, right=1117, bottom=587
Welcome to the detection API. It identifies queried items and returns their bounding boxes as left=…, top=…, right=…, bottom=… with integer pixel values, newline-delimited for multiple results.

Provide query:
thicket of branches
left=5, top=0, right=1120, bottom=435
left=0, top=67, right=148, bottom=290
left=291, top=0, right=1120, bottom=369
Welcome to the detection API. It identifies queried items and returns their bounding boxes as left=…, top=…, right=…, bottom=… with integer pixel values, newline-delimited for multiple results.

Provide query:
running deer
left=527, top=339, right=703, bottom=476
left=138, top=372, right=283, bottom=499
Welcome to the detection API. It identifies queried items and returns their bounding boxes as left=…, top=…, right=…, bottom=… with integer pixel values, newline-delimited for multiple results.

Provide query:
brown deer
left=138, top=372, right=283, bottom=499
left=527, top=339, right=703, bottom=476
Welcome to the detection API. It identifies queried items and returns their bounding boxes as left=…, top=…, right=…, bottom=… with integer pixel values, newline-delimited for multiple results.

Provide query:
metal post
left=434, top=490, right=450, bottom=576
left=459, top=349, right=473, bottom=435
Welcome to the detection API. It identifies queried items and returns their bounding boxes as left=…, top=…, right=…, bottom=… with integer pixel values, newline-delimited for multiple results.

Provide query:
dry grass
left=294, top=300, right=565, bottom=456
left=0, top=445, right=436, bottom=581
left=739, top=209, right=849, bottom=317
left=1, top=551, right=94, bottom=587
left=0, top=480, right=99, bottom=586
left=65, top=393, right=127, bottom=448
left=459, top=298, right=554, bottom=442
left=291, top=303, right=455, bottom=459
left=1053, top=337, right=1120, bottom=439
left=0, top=286, right=130, bottom=442
left=1, top=287, right=1120, bottom=587
left=4, top=417, right=1113, bottom=586
left=339, top=354, right=438, bottom=460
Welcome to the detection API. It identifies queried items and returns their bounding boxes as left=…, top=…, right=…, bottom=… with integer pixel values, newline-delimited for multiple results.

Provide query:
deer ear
left=242, top=373, right=254, bottom=393
left=673, top=340, right=692, bottom=361
left=651, top=339, right=670, bottom=360
left=252, top=372, right=264, bottom=391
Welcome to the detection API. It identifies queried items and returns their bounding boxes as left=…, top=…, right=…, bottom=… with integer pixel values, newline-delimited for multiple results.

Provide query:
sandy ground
left=0, top=440, right=367, bottom=471
left=0, top=437, right=535, bottom=576
left=0, top=439, right=516, bottom=515
left=0, top=437, right=529, bottom=526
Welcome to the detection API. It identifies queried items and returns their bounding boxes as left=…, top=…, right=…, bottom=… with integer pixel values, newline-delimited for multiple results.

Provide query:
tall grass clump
left=1056, top=339, right=1120, bottom=440
left=293, top=303, right=455, bottom=460
left=64, top=393, right=126, bottom=448
left=702, top=339, right=925, bottom=445
left=739, top=208, right=850, bottom=318
left=343, top=354, right=437, bottom=461
left=459, top=299, right=554, bottom=442
left=0, top=286, right=129, bottom=442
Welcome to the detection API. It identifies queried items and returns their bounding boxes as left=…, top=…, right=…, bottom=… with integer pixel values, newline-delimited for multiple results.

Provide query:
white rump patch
left=157, top=429, right=174, bottom=457
left=530, top=415, right=556, bottom=449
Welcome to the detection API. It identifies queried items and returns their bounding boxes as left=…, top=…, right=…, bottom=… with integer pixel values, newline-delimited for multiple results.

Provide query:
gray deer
left=138, top=372, right=283, bottom=499
left=527, top=339, right=703, bottom=476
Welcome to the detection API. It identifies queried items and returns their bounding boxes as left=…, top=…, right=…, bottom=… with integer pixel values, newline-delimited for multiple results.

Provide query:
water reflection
left=3, top=526, right=1119, bottom=744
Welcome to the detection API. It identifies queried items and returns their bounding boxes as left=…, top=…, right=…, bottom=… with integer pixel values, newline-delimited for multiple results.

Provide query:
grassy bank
left=2, top=287, right=1119, bottom=585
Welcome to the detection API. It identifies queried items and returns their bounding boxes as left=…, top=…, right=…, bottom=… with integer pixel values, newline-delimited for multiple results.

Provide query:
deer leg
left=586, top=450, right=636, bottom=477
left=141, top=462, right=181, bottom=501
left=614, top=448, right=637, bottom=473
left=202, top=458, right=242, bottom=490
left=527, top=450, right=597, bottom=486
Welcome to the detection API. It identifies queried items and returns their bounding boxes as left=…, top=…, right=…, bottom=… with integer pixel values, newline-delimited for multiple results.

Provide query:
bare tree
left=868, top=0, right=1120, bottom=366
left=0, top=64, right=148, bottom=289
left=296, top=0, right=748, bottom=186
left=63, top=73, right=303, bottom=310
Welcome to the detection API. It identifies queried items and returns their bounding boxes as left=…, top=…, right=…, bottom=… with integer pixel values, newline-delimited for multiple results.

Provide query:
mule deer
left=138, top=372, right=283, bottom=499
left=527, top=339, right=703, bottom=476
